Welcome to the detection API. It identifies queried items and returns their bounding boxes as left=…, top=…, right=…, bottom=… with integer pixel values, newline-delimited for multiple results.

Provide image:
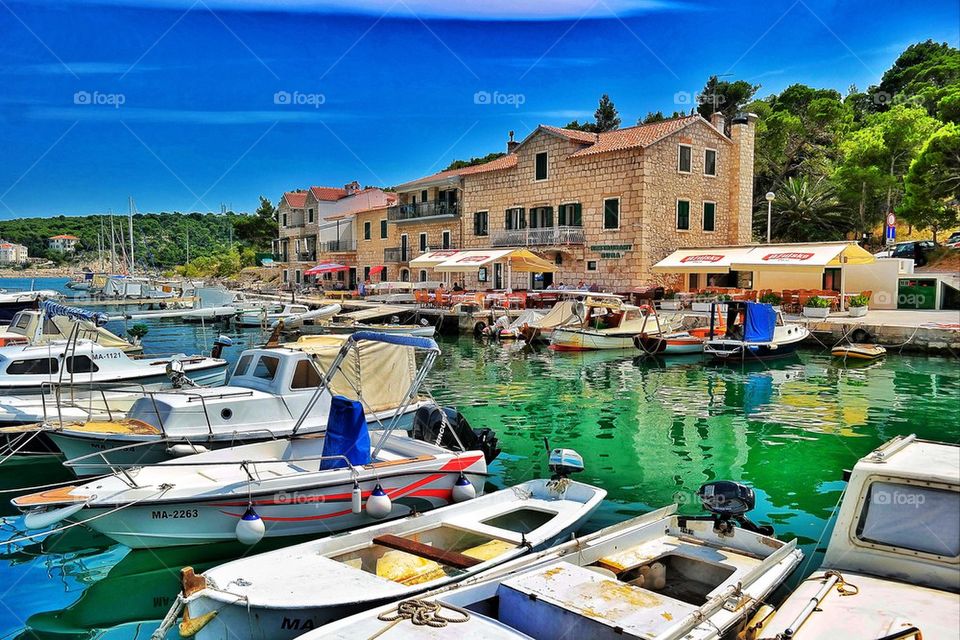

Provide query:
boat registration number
left=93, top=352, right=122, bottom=360
left=151, top=509, right=199, bottom=519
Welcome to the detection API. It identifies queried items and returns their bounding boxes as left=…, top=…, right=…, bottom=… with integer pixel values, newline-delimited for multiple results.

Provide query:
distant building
left=0, top=240, right=28, bottom=264
left=48, top=234, right=80, bottom=253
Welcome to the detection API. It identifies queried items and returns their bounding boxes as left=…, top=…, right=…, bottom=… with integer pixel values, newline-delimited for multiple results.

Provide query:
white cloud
left=46, top=0, right=695, bottom=20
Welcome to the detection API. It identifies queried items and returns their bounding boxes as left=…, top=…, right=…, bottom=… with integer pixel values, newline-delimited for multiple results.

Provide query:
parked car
left=874, top=240, right=937, bottom=266
left=945, top=231, right=960, bottom=249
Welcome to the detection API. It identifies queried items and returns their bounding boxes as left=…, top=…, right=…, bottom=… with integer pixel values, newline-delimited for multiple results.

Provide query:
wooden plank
left=373, top=534, right=482, bottom=569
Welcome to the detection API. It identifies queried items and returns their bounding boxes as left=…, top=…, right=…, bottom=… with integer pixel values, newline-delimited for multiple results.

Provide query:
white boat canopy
left=653, top=242, right=875, bottom=274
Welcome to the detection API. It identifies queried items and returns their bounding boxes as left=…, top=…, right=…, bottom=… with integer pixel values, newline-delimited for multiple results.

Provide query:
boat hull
left=550, top=328, right=639, bottom=351
left=705, top=336, right=804, bottom=362
left=634, top=332, right=705, bottom=355
left=0, top=361, right=227, bottom=395
left=831, top=343, right=886, bottom=360
left=64, top=463, right=487, bottom=549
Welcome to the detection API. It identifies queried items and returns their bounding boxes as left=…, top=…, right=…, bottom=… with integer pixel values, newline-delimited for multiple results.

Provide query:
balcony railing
left=490, top=226, right=585, bottom=248
left=383, top=247, right=409, bottom=262
left=296, top=251, right=317, bottom=262
left=319, top=240, right=357, bottom=253
left=387, top=200, right=460, bottom=222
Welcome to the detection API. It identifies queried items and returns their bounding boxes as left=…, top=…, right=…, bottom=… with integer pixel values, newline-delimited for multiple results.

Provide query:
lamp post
left=765, top=192, right=775, bottom=243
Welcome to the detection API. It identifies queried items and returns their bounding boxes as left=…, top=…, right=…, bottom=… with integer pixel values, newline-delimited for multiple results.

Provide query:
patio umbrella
left=305, top=263, right=349, bottom=276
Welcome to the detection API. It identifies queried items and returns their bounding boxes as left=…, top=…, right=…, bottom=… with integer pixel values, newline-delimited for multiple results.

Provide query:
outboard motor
left=548, top=448, right=584, bottom=480
left=695, top=481, right=773, bottom=537
left=411, top=406, right=501, bottom=464
left=211, top=335, right=233, bottom=359
left=165, top=359, right=196, bottom=389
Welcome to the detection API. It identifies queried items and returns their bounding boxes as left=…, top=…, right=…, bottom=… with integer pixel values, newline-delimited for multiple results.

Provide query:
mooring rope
left=369, top=599, right=471, bottom=639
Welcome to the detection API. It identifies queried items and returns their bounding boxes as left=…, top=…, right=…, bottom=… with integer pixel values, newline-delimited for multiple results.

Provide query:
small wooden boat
left=633, top=326, right=717, bottom=355
left=550, top=298, right=662, bottom=351
left=164, top=469, right=604, bottom=640
left=235, top=303, right=311, bottom=327
left=831, top=343, right=886, bottom=360
left=704, top=302, right=808, bottom=362
left=751, top=435, right=959, bottom=640
left=308, top=480, right=803, bottom=640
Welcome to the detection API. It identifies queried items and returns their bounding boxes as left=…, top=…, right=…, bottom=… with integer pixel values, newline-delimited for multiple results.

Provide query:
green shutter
left=558, top=204, right=566, bottom=226
left=703, top=202, right=716, bottom=231
left=545, top=206, right=554, bottom=227
left=573, top=203, right=582, bottom=227
left=518, top=208, right=526, bottom=229
left=677, top=201, right=690, bottom=230
left=505, top=210, right=513, bottom=230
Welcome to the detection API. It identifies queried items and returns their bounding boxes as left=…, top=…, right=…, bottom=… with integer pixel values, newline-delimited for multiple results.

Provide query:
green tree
left=761, top=176, right=851, bottom=242
left=255, top=195, right=276, bottom=220
left=640, top=111, right=665, bottom=124
left=873, top=40, right=960, bottom=117
left=697, top=76, right=760, bottom=124
left=444, top=151, right=506, bottom=170
left=900, top=123, right=960, bottom=242
left=593, top=94, right=621, bottom=132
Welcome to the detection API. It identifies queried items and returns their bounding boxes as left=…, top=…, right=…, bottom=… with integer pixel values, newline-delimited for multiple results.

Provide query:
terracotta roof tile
left=538, top=124, right=598, bottom=144
left=282, top=191, right=307, bottom=208
left=49, top=234, right=79, bottom=240
left=396, top=154, right=517, bottom=189
left=309, top=186, right=350, bottom=201
left=569, top=115, right=704, bottom=158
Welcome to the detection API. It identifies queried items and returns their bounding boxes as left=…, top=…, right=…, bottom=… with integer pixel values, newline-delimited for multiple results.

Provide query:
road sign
left=886, top=212, right=896, bottom=227
left=885, top=212, right=896, bottom=245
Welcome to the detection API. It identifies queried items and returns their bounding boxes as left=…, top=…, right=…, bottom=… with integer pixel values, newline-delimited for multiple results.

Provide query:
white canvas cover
left=433, top=249, right=515, bottom=272
left=533, top=300, right=581, bottom=329
left=731, top=242, right=875, bottom=269
left=408, top=249, right=462, bottom=268
left=285, top=336, right=418, bottom=412
left=651, top=247, right=754, bottom=273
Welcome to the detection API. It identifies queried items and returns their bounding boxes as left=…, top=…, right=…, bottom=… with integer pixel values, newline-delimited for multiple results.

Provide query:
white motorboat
left=0, top=289, right=60, bottom=325
left=750, top=435, right=958, bottom=640
left=703, top=301, right=809, bottom=362
left=235, top=303, right=311, bottom=327
left=308, top=480, right=803, bottom=640
left=308, top=320, right=437, bottom=337
left=23, top=334, right=467, bottom=474
left=162, top=462, right=604, bottom=640
left=270, top=303, right=341, bottom=329
left=0, top=302, right=141, bottom=352
left=13, top=333, right=502, bottom=548
left=0, top=339, right=227, bottom=395
left=550, top=297, right=663, bottom=351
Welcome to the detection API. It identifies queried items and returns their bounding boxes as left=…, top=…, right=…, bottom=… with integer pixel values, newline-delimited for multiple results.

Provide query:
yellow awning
left=508, top=249, right=558, bottom=273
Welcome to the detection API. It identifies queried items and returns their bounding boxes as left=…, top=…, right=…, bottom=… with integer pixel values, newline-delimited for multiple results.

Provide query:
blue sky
left=0, top=0, right=957, bottom=217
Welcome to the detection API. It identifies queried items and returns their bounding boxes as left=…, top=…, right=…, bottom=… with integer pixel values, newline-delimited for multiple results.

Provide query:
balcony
left=319, top=240, right=357, bottom=253
left=383, top=247, right=409, bottom=263
left=491, top=226, right=585, bottom=248
left=387, top=200, right=460, bottom=222
left=296, top=251, right=317, bottom=262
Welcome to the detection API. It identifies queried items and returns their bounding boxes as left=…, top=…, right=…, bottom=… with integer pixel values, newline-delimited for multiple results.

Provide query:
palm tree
left=760, top=176, right=853, bottom=242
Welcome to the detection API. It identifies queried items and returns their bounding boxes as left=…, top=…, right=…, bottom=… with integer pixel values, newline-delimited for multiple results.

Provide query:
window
left=380, top=267, right=388, bottom=282
left=478, top=266, right=488, bottom=282
left=380, top=219, right=388, bottom=239
left=421, top=189, right=428, bottom=203
left=535, top=151, right=548, bottom=181
left=587, top=260, right=598, bottom=271
left=308, top=208, right=315, bottom=223
left=603, top=198, right=620, bottom=230
left=419, top=270, right=427, bottom=282
left=558, top=203, right=582, bottom=227
left=505, top=207, right=526, bottom=230
left=251, top=356, right=280, bottom=381
left=290, top=360, right=321, bottom=389
left=233, top=354, right=253, bottom=377
left=419, top=233, right=428, bottom=252
left=363, top=221, right=371, bottom=240
left=442, top=230, right=451, bottom=249
left=856, top=482, right=959, bottom=557
left=6, top=358, right=59, bottom=375
left=400, top=269, right=409, bottom=281
left=474, top=211, right=489, bottom=236
left=363, top=266, right=370, bottom=281
left=13, top=313, right=30, bottom=330
left=282, top=270, right=289, bottom=282
left=704, top=149, right=717, bottom=176
left=529, top=206, right=553, bottom=229
left=282, top=213, right=287, bottom=226
left=66, top=356, right=99, bottom=374
left=678, top=144, right=692, bottom=173
left=703, top=201, right=716, bottom=232
left=676, top=200, right=691, bottom=230
left=295, top=270, right=301, bottom=284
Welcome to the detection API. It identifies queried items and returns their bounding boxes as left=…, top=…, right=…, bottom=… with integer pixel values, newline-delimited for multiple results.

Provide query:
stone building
left=47, top=234, right=80, bottom=253
left=0, top=240, right=28, bottom=264
left=385, top=112, right=755, bottom=290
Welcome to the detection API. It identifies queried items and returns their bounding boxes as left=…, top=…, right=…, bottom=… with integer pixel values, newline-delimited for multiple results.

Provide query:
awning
left=433, top=249, right=515, bottom=272
left=369, top=265, right=385, bottom=275
left=305, top=262, right=349, bottom=275
left=651, top=247, right=754, bottom=274
left=731, top=242, right=875, bottom=269
left=409, top=249, right=462, bottom=268
left=507, top=249, right=558, bottom=273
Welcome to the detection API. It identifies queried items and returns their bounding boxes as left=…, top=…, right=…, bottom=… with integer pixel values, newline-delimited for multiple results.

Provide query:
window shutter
left=505, top=210, right=513, bottom=230
left=519, top=208, right=526, bottom=229
left=545, top=206, right=554, bottom=227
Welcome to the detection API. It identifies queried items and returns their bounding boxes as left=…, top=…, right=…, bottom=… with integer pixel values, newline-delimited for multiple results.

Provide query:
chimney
left=710, top=112, right=725, bottom=135
left=344, top=180, right=360, bottom=195
left=728, top=112, right=758, bottom=246
left=506, top=130, right=519, bottom=154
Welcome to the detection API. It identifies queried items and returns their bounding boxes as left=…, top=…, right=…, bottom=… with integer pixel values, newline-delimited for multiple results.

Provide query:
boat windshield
left=856, top=481, right=960, bottom=557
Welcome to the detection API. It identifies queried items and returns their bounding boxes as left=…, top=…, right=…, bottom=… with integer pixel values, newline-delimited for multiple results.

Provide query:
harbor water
left=1, top=278, right=958, bottom=639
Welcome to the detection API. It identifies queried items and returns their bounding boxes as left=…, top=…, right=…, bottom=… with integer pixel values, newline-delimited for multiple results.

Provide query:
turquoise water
left=0, top=278, right=958, bottom=639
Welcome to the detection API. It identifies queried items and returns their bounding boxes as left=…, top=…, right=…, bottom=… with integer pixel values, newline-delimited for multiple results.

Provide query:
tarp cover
left=320, top=395, right=370, bottom=470
left=744, top=302, right=776, bottom=342
left=286, top=335, right=417, bottom=413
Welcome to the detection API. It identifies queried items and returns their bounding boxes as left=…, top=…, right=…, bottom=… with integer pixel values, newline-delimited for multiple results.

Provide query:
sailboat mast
left=128, top=196, right=135, bottom=275
left=186, top=227, right=190, bottom=264
left=98, top=216, right=104, bottom=271
left=109, top=213, right=116, bottom=274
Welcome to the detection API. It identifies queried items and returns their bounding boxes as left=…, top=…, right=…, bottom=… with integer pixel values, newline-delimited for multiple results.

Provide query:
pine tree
left=594, top=94, right=621, bottom=132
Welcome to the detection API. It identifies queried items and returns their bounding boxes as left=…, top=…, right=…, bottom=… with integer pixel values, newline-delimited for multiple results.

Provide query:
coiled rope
left=369, top=599, right=470, bottom=638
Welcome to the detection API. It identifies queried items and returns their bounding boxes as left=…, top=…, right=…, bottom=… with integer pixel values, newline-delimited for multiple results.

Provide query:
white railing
left=491, top=226, right=585, bottom=247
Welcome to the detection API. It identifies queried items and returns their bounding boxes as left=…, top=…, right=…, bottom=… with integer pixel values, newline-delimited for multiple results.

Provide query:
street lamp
left=765, top=192, right=775, bottom=243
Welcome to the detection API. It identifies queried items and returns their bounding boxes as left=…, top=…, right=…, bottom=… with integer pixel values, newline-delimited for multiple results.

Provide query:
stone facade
left=0, top=241, right=28, bottom=264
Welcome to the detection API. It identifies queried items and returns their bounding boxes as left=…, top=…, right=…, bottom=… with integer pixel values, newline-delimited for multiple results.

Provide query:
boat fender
left=166, top=444, right=210, bottom=457
left=235, top=507, right=265, bottom=545
left=352, top=481, right=362, bottom=514
left=23, top=502, right=86, bottom=530
left=366, top=484, right=392, bottom=519
left=452, top=473, right=476, bottom=503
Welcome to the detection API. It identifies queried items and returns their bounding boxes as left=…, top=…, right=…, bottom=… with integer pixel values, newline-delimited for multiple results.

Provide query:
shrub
left=760, top=292, right=782, bottom=305
left=804, top=296, right=831, bottom=308
left=663, top=289, right=677, bottom=300
left=849, top=294, right=870, bottom=308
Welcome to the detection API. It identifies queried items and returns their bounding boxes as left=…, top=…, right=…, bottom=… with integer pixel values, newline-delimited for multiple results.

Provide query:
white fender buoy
left=452, top=474, right=476, bottom=503
left=351, top=481, right=362, bottom=514
left=235, top=507, right=265, bottom=545
left=166, top=444, right=209, bottom=457
left=366, top=484, right=392, bottom=519
left=24, top=502, right=87, bottom=530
